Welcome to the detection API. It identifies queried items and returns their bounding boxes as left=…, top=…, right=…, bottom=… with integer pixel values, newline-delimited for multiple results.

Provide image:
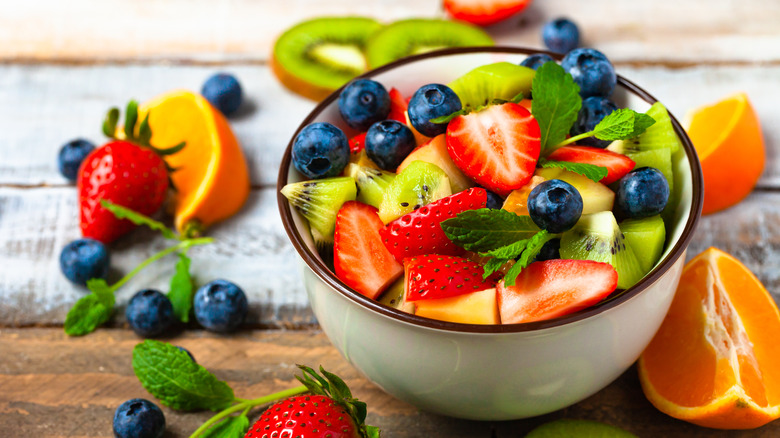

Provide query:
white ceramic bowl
left=278, top=47, right=703, bottom=420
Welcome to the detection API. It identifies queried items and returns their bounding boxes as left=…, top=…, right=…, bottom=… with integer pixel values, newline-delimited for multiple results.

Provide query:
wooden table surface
left=2, top=0, right=780, bottom=436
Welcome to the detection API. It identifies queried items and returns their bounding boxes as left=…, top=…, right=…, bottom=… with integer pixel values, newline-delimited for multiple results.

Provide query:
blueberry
left=534, top=238, right=561, bottom=262
left=407, top=84, right=462, bottom=137
left=561, top=48, right=617, bottom=98
left=125, top=289, right=175, bottom=338
left=527, top=179, right=583, bottom=233
left=616, top=167, right=669, bottom=219
left=364, top=120, right=416, bottom=170
left=520, top=53, right=555, bottom=71
left=176, top=346, right=196, bottom=363
left=542, top=18, right=580, bottom=53
left=113, top=398, right=165, bottom=438
left=59, top=238, right=110, bottom=286
left=292, top=122, right=350, bottom=179
left=338, top=79, right=391, bottom=131
left=570, top=96, right=618, bottom=148
left=485, top=190, right=504, bottom=209
left=201, top=73, right=243, bottom=116
left=58, top=138, right=95, bottom=182
left=193, top=279, right=248, bottom=333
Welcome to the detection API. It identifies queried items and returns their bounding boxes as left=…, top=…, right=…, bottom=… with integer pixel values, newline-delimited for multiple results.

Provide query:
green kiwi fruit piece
left=448, top=62, right=535, bottom=109
left=378, top=277, right=406, bottom=309
left=526, top=419, right=638, bottom=438
left=272, top=17, right=382, bottom=100
left=620, top=215, right=666, bottom=274
left=365, top=19, right=493, bottom=68
left=346, top=163, right=396, bottom=209
left=607, top=102, right=682, bottom=155
left=378, top=160, right=451, bottom=224
left=559, top=211, right=644, bottom=290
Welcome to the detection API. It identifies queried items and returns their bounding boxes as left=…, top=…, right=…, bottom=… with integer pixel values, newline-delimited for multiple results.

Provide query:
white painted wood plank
left=1, top=0, right=778, bottom=63
left=0, top=186, right=315, bottom=327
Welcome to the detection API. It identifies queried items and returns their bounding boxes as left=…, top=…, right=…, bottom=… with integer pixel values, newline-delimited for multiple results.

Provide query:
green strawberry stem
left=188, top=385, right=307, bottom=438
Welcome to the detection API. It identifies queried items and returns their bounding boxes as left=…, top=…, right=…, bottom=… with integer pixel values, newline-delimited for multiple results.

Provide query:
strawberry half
left=547, top=145, right=636, bottom=185
left=497, top=259, right=618, bottom=324
left=388, top=87, right=408, bottom=123
left=380, top=187, right=487, bottom=261
left=446, top=102, right=541, bottom=196
left=334, top=201, right=403, bottom=299
left=443, top=0, right=533, bottom=26
left=405, top=255, right=500, bottom=302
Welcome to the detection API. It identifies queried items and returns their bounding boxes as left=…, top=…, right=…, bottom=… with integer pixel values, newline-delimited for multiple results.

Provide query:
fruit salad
left=282, top=50, right=684, bottom=325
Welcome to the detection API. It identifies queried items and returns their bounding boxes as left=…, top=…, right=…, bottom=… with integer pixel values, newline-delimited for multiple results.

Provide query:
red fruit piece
left=388, top=87, right=408, bottom=123
left=78, top=140, right=169, bottom=243
left=547, top=145, right=636, bottom=185
left=334, top=201, right=403, bottom=299
left=443, top=0, right=533, bottom=26
left=497, top=259, right=618, bottom=324
left=349, top=132, right=367, bottom=154
left=245, top=394, right=358, bottom=438
left=446, top=102, right=541, bottom=196
left=405, top=255, right=499, bottom=302
left=380, top=187, right=486, bottom=261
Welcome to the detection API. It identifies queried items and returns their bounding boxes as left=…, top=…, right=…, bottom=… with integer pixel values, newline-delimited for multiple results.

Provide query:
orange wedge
left=638, top=247, right=780, bottom=429
left=139, top=90, right=250, bottom=235
left=685, top=93, right=764, bottom=215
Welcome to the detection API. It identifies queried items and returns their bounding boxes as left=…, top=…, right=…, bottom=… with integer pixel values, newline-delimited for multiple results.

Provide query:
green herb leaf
left=168, top=252, right=194, bottom=323
left=479, top=238, right=530, bottom=278
left=441, top=209, right=539, bottom=252
left=430, top=108, right=470, bottom=124
left=100, top=199, right=178, bottom=239
left=627, top=112, right=656, bottom=137
left=592, top=108, right=656, bottom=141
left=200, top=414, right=249, bottom=438
left=133, top=340, right=235, bottom=411
left=504, top=231, right=554, bottom=286
left=531, top=62, right=582, bottom=150
left=64, top=293, right=114, bottom=336
left=539, top=159, right=609, bottom=183
left=124, top=100, right=139, bottom=140
left=103, top=107, right=120, bottom=138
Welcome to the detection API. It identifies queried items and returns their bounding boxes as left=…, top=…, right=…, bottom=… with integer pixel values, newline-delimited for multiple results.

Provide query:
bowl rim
left=277, top=45, right=704, bottom=334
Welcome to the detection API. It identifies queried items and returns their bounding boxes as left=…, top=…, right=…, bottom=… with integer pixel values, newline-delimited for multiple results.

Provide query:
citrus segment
left=639, top=247, right=780, bottom=429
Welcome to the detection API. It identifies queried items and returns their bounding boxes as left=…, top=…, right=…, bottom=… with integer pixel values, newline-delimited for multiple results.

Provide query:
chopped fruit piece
left=378, top=278, right=413, bottom=313
left=415, top=288, right=499, bottom=324
left=547, top=145, right=635, bottom=185
left=535, top=168, right=614, bottom=214
left=497, top=259, right=617, bottom=324
left=346, top=163, right=395, bottom=209
left=447, top=62, right=535, bottom=109
left=397, top=134, right=475, bottom=193
left=404, top=255, right=499, bottom=302
left=388, top=88, right=408, bottom=123
left=380, top=188, right=487, bottom=261
left=639, top=248, right=780, bottom=429
left=446, top=102, right=541, bottom=196
left=378, top=160, right=451, bottom=224
left=443, top=0, right=533, bottom=26
left=620, top=215, right=666, bottom=273
left=405, top=110, right=431, bottom=146
left=334, top=202, right=403, bottom=299
left=502, top=175, right=545, bottom=216
left=349, top=132, right=367, bottom=154
left=347, top=149, right=379, bottom=170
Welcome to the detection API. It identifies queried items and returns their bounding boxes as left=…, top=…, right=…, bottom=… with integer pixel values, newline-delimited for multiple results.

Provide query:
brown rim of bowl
left=277, top=46, right=704, bottom=334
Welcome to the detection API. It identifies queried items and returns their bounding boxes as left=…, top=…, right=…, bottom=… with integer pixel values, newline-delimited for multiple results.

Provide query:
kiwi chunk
left=448, top=62, right=535, bottom=109
left=346, top=163, right=396, bottom=209
left=607, top=102, right=682, bottom=155
left=272, top=17, right=382, bottom=100
left=620, top=215, right=666, bottom=274
left=281, top=176, right=357, bottom=252
left=365, top=19, right=493, bottom=68
left=560, top=211, right=644, bottom=290
left=378, top=160, right=451, bottom=223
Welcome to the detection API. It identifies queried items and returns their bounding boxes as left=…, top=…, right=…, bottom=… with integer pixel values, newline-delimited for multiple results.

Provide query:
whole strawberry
left=245, top=365, right=379, bottom=438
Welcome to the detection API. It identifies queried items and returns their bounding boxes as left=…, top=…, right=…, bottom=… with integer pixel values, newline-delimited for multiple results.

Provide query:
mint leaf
left=201, top=415, right=249, bottom=438
left=531, top=62, right=582, bottom=150
left=64, top=293, right=114, bottom=336
left=504, top=231, right=554, bottom=286
left=168, top=252, right=194, bottom=323
left=592, top=108, right=656, bottom=141
left=627, top=112, right=655, bottom=137
left=133, top=340, right=235, bottom=411
left=539, top=160, right=608, bottom=183
left=100, top=199, right=177, bottom=239
left=441, top=209, right=539, bottom=252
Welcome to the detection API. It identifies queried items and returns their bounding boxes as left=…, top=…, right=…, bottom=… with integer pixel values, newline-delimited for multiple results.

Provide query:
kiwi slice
left=365, top=19, right=493, bottom=68
left=560, top=211, right=644, bottom=290
left=620, top=215, right=666, bottom=274
left=607, top=102, right=682, bottom=155
left=448, top=62, right=535, bottom=109
left=378, top=160, right=451, bottom=223
left=272, top=17, right=382, bottom=101
left=346, top=163, right=396, bottom=209
left=281, top=176, right=357, bottom=253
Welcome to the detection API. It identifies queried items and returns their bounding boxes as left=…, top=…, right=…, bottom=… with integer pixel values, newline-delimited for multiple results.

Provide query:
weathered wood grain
left=2, top=328, right=776, bottom=437
left=1, top=0, right=779, bottom=64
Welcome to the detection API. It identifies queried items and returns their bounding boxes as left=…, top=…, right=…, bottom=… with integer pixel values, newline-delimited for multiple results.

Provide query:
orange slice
left=638, top=247, right=780, bottom=429
left=685, top=93, right=764, bottom=215
left=139, top=90, right=250, bottom=234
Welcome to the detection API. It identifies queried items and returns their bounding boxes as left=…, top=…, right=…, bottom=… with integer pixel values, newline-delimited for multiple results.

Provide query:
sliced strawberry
left=497, top=259, right=618, bottom=324
left=443, top=0, right=533, bottom=26
left=547, top=145, right=636, bottom=185
left=334, top=201, right=403, bottom=299
left=405, top=255, right=500, bottom=302
left=349, top=132, right=367, bottom=154
left=388, top=88, right=408, bottom=123
left=446, top=102, right=540, bottom=196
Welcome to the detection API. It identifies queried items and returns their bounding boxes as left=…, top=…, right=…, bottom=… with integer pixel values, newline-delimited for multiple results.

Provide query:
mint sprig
left=531, top=62, right=582, bottom=151
left=101, top=200, right=179, bottom=239
left=555, top=108, right=656, bottom=148
left=441, top=209, right=539, bottom=252
left=168, top=252, right=195, bottom=322
left=503, top=231, right=556, bottom=286
left=538, top=159, right=609, bottom=183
